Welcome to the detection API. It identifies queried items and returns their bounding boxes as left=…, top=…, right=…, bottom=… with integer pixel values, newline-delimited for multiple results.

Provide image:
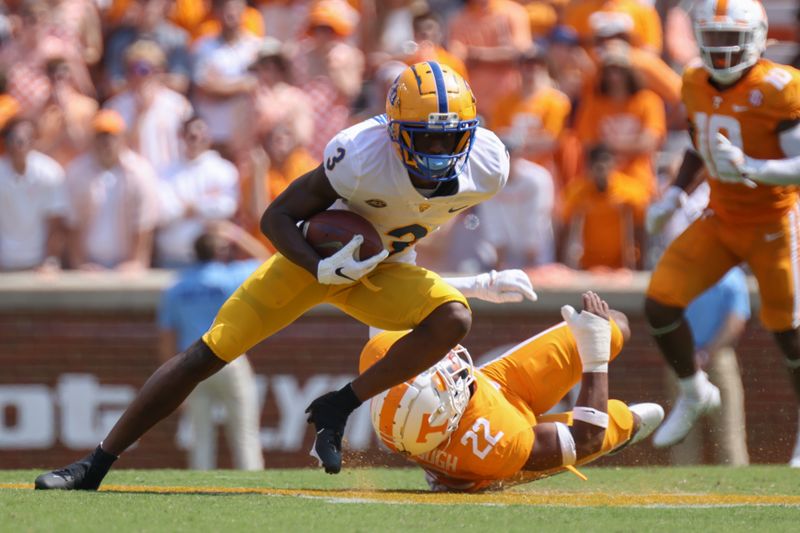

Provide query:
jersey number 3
left=326, top=147, right=346, bottom=171
left=460, top=417, right=504, bottom=459
left=387, top=224, right=429, bottom=254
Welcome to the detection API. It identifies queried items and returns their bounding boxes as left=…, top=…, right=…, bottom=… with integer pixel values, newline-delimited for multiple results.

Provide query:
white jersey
left=323, top=115, right=509, bottom=264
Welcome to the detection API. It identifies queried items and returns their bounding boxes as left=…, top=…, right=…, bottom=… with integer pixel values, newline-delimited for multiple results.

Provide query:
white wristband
left=572, top=407, right=609, bottom=428
left=554, top=422, right=576, bottom=466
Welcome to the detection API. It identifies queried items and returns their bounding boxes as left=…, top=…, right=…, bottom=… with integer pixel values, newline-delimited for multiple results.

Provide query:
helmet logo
left=388, top=82, right=399, bottom=107
left=427, top=112, right=459, bottom=127
left=366, top=198, right=387, bottom=208
left=416, top=414, right=449, bottom=443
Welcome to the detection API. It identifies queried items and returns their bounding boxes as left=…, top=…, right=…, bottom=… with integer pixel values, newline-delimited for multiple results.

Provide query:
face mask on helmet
left=370, top=346, right=475, bottom=456
left=693, top=0, right=767, bottom=84
left=395, top=113, right=477, bottom=183
left=386, top=62, right=479, bottom=184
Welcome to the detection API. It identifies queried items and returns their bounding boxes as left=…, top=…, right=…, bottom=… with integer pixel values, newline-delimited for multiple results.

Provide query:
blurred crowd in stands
left=0, top=0, right=798, bottom=275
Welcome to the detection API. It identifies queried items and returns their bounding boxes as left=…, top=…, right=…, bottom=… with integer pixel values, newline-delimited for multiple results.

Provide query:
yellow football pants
left=201, top=253, right=469, bottom=362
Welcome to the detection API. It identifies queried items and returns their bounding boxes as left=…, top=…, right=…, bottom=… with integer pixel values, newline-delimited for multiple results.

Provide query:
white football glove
left=561, top=305, right=610, bottom=372
left=473, top=269, right=538, bottom=303
left=645, top=186, right=685, bottom=235
left=316, top=235, right=389, bottom=285
left=710, top=134, right=757, bottom=187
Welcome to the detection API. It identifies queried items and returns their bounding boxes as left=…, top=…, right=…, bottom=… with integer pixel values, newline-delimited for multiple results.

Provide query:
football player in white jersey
left=35, top=62, right=536, bottom=490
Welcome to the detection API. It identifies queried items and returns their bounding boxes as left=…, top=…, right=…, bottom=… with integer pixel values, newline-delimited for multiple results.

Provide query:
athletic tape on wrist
left=572, top=407, right=609, bottom=428
left=554, top=422, right=576, bottom=466
left=582, top=362, right=608, bottom=373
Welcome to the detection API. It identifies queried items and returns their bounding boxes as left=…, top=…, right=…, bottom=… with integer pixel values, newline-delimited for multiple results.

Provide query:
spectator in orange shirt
left=448, top=0, right=532, bottom=121
left=243, top=124, right=318, bottom=247
left=524, top=0, right=570, bottom=38
left=191, top=0, right=264, bottom=41
left=490, top=45, right=571, bottom=177
left=563, top=0, right=662, bottom=54
left=574, top=45, right=664, bottom=202
left=561, top=144, right=643, bottom=270
left=403, top=10, right=468, bottom=81
left=589, top=18, right=681, bottom=106
left=261, top=124, right=318, bottom=203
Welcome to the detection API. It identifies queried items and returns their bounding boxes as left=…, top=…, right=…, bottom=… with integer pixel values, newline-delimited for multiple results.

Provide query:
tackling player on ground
left=362, top=291, right=664, bottom=492
left=35, top=62, right=537, bottom=490
left=645, top=0, right=800, bottom=462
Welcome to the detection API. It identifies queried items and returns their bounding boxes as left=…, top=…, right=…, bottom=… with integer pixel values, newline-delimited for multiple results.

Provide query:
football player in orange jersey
left=362, top=291, right=665, bottom=492
left=644, top=0, right=800, bottom=463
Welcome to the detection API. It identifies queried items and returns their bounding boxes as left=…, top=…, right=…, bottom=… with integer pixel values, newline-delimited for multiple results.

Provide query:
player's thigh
left=480, top=325, right=582, bottom=415
left=328, top=262, right=469, bottom=331
left=746, top=211, right=800, bottom=331
left=480, top=322, right=624, bottom=415
left=647, top=215, right=740, bottom=308
left=202, top=254, right=328, bottom=362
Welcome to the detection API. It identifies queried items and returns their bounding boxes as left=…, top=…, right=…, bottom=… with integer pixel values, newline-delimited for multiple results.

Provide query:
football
left=303, top=210, right=384, bottom=260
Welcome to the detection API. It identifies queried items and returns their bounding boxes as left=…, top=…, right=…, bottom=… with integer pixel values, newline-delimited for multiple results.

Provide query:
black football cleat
left=310, top=427, right=343, bottom=475
left=306, top=392, right=352, bottom=474
left=35, top=446, right=117, bottom=490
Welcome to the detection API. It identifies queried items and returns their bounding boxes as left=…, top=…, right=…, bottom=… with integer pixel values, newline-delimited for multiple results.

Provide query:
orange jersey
left=683, top=59, right=800, bottom=224
left=361, top=322, right=625, bottom=492
left=264, top=148, right=319, bottom=201
left=411, top=371, right=536, bottom=490
left=563, top=0, right=662, bottom=53
left=562, top=172, right=645, bottom=269
left=490, top=86, right=571, bottom=167
left=575, top=88, right=665, bottom=196
left=491, top=87, right=571, bottom=140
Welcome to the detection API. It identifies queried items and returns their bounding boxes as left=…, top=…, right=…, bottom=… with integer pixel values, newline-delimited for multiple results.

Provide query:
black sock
left=82, top=445, right=118, bottom=489
left=335, top=383, right=363, bottom=413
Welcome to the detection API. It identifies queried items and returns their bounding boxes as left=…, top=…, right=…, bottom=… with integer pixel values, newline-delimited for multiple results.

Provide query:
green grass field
left=2, top=467, right=799, bottom=532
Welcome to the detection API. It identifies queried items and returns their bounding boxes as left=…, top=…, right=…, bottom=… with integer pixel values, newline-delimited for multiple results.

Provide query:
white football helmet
left=692, top=0, right=767, bottom=84
left=370, top=346, right=475, bottom=456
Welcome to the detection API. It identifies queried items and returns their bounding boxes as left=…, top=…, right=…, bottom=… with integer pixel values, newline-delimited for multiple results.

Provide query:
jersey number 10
left=694, top=112, right=743, bottom=179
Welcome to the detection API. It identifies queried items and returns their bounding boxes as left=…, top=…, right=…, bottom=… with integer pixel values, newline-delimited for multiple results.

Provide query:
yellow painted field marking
left=2, top=482, right=799, bottom=507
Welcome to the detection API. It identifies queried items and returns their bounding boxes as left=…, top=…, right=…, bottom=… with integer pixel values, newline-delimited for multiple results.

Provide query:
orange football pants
left=647, top=206, right=800, bottom=331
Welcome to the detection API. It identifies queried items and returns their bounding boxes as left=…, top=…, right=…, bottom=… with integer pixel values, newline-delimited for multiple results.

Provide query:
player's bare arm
left=525, top=292, right=611, bottom=470
left=261, top=164, right=342, bottom=275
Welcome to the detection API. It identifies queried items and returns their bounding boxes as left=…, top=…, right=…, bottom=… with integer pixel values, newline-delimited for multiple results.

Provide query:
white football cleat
left=628, top=403, right=665, bottom=446
left=653, top=378, right=721, bottom=448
